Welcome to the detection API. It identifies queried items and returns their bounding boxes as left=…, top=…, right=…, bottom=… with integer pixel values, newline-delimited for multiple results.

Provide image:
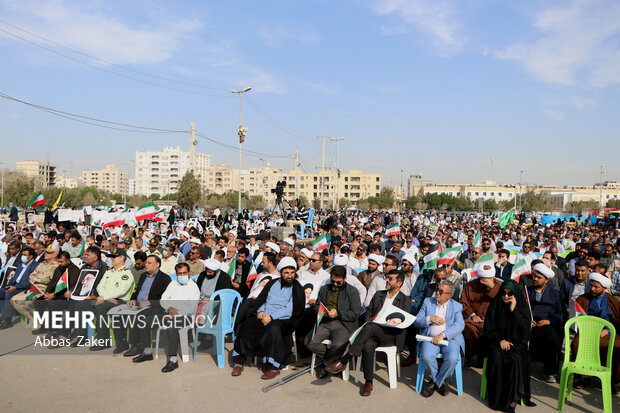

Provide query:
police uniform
left=91, top=265, right=135, bottom=343
left=147, top=239, right=163, bottom=259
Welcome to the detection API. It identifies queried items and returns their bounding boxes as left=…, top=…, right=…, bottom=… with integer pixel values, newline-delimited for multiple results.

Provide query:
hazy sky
left=0, top=0, right=619, bottom=189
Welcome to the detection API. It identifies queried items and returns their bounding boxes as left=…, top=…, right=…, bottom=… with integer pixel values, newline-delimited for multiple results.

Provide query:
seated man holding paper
left=326, top=269, right=410, bottom=397
left=414, top=279, right=465, bottom=398
left=307, top=265, right=361, bottom=378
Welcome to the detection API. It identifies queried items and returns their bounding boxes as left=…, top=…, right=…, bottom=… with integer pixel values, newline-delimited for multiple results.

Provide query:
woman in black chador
left=483, top=280, right=536, bottom=412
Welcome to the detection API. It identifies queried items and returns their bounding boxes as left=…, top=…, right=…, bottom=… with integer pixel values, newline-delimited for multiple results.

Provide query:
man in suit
left=8, top=202, right=18, bottom=222
left=119, top=254, right=171, bottom=360
left=495, top=249, right=513, bottom=281
left=414, top=280, right=465, bottom=398
left=326, top=270, right=410, bottom=397
left=307, top=265, right=361, bottom=378
left=0, top=246, right=39, bottom=328
left=231, top=247, right=252, bottom=298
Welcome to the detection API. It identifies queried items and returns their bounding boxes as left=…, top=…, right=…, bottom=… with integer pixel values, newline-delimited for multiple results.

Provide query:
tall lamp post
left=231, top=87, right=252, bottom=213
left=519, top=170, right=524, bottom=211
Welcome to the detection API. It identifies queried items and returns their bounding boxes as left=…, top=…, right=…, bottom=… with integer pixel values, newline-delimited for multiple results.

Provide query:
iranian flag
left=496, top=209, right=515, bottom=229
left=316, top=303, right=328, bottom=327
left=26, top=283, right=43, bottom=301
left=310, top=234, right=328, bottom=251
left=386, top=223, right=400, bottom=236
left=28, top=191, right=45, bottom=208
left=136, top=201, right=156, bottom=221
left=511, top=258, right=530, bottom=282
left=54, top=269, right=69, bottom=294
left=349, top=321, right=369, bottom=344
left=155, top=209, right=165, bottom=222
left=245, top=265, right=259, bottom=289
left=437, top=245, right=462, bottom=266
left=473, top=231, right=482, bottom=248
left=470, top=252, right=495, bottom=278
left=103, top=212, right=126, bottom=228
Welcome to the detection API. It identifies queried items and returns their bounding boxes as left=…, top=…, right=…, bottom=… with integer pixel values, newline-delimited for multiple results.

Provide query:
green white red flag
left=245, top=265, right=258, bottom=289
left=28, top=192, right=45, bottom=208
left=136, top=201, right=156, bottom=221
left=473, top=231, right=481, bottom=248
left=470, top=252, right=495, bottom=278
left=421, top=241, right=441, bottom=271
left=349, top=321, right=369, bottom=344
left=155, top=209, right=165, bottom=222
left=437, top=245, right=462, bottom=266
left=386, top=224, right=400, bottom=236
left=103, top=212, right=125, bottom=228
left=511, top=258, right=530, bottom=282
left=310, top=234, right=328, bottom=251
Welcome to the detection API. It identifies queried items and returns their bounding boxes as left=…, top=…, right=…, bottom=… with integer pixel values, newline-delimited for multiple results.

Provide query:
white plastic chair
left=354, top=345, right=401, bottom=388
left=309, top=340, right=350, bottom=380
left=155, top=321, right=195, bottom=363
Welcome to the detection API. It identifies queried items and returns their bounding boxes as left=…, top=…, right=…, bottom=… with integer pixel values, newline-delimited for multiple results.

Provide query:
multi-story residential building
left=55, top=175, right=79, bottom=189
left=134, top=146, right=211, bottom=197
left=80, top=165, right=129, bottom=195
left=16, top=160, right=56, bottom=188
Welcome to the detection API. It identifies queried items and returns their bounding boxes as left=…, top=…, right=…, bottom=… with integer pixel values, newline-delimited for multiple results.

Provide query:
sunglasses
left=331, top=280, right=343, bottom=286
left=501, top=290, right=514, bottom=297
left=309, top=258, right=321, bottom=262
left=436, top=289, right=451, bottom=296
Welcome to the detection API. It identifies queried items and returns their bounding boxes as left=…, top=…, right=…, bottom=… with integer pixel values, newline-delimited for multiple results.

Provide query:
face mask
left=21, top=256, right=28, bottom=263
left=177, top=275, right=189, bottom=285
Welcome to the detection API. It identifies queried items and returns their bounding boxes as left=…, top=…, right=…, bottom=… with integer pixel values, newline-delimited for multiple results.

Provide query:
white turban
left=402, top=253, right=417, bottom=266
left=277, top=256, right=297, bottom=271
left=204, top=258, right=221, bottom=272
left=589, top=272, right=612, bottom=289
left=266, top=242, right=280, bottom=254
left=300, top=248, right=313, bottom=259
left=333, top=254, right=348, bottom=266
left=478, top=263, right=496, bottom=278
left=368, top=254, right=385, bottom=265
left=283, top=238, right=295, bottom=247
left=179, top=231, right=190, bottom=239
left=533, top=263, right=555, bottom=279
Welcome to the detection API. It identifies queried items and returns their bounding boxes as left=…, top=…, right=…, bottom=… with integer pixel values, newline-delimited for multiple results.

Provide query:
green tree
left=176, top=171, right=203, bottom=209
left=404, top=196, right=421, bottom=210
left=299, top=195, right=310, bottom=208
left=4, top=175, right=35, bottom=207
left=312, top=198, right=321, bottom=209
left=483, top=199, right=500, bottom=211
left=339, top=197, right=348, bottom=208
left=565, top=200, right=598, bottom=213
left=247, top=195, right=263, bottom=210
left=606, top=200, right=620, bottom=209
left=520, top=190, right=547, bottom=212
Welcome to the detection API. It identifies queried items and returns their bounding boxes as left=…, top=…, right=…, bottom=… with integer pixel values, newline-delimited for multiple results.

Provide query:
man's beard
left=281, top=277, right=294, bottom=287
left=206, top=272, right=217, bottom=280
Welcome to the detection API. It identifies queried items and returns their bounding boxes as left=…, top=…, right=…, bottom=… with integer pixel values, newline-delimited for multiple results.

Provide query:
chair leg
left=179, top=327, right=190, bottom=363
left=355, top=356, right=362, bottom=383
left=566, top=372, right=574, bottom=401
left=601, top=374, right=613, bottom=413
left=386, top=350, right=397, bottom=389
left=154, top=327, right=161, bottom=360
left=455, top=356, right=463, bottom=396
left=310, top=353, right=316, bottom=376
left=557, top=369, right=568, bottom=412
left=216, top=334, right=226, bottom=368
left=193, top=329, right=198, bottom=363
left=396, top=351, right=401, bottom=378
left=343, top=362, right=350, bottom=381
left=416, top=358, right=425, bottom=393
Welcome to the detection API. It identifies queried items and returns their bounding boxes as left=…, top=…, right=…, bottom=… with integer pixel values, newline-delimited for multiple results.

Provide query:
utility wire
left=194, top=131, right=294, bottom=159
left=0, top=19, right=228, bottom=92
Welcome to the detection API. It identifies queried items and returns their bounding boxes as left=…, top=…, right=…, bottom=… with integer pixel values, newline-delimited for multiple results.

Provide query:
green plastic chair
left=558, top=315, right=616, bottom=413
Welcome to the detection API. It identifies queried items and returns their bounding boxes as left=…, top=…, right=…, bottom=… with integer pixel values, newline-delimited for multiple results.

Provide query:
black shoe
left=89, top=344, right=111, bottom=351
left=32, top=328, right=48, bottom=335
left=0, top=319, right=12, bottom=330
left=421, top=380, right=435, bottom=398
left=113, top=341, right=129, bottom=354
left=161, top=360, right=178, bottom=373
left=436, top=382, right=449, bottom=396
left=522, top=399, right=537, bottom=407
left=316, top=365, right=328, bottom=379
left=132, top=353, right=153, bottom=363
left=612, top=382, right=619, bottom=396
left=123, top=345, right=142, bottom=357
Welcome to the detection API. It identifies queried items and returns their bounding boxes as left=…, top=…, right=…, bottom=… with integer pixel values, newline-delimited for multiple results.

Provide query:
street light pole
left=328, top=137, right=344, bottom=210
left=231, top=87, right=252, bottom=213
left=519, top=170, right=524, bottom=212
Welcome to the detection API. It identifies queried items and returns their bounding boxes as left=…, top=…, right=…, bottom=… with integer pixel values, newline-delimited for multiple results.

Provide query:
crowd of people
left=1, top=204, right=620, bottom=412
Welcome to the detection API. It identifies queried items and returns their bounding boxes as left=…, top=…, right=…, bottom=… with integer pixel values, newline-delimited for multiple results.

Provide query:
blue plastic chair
left=415, top=348, right=463, bottom=396
left=355, top=267, right=366, bottom=274
left=193, top=289, right=242, bottom=368
left=296, top=208, right=315, bottom=239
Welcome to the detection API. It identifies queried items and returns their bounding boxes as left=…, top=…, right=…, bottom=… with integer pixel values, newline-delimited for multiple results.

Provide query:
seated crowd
left=1, top=209, right=620, bottom=412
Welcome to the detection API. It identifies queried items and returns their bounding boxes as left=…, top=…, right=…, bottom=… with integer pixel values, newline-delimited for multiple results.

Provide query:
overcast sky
left=0, top=0, right=618, bottom=189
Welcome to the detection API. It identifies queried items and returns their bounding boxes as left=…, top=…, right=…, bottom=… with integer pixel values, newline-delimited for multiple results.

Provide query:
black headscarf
left=484, top=280, right=532, bottom=346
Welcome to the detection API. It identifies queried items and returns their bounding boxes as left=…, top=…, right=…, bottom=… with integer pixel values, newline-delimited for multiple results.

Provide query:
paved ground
left=0, top=326, right=618, bottom=413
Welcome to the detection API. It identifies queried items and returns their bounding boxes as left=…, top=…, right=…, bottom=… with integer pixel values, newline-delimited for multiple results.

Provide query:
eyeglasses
left=501, top=290, right=514, bottom=297
left=331, top=280, right=343, bottom=286
left=384, top=262, right=397, bottom=267
left=309, top=258, right=321, bottom=263
left=436, top=289, right=451, bottom=296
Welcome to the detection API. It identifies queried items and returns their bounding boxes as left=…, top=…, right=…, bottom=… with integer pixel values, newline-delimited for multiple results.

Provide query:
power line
left=245, top=96, right=315, bottom=143
left=194, top=131, right=294, bottom=160
left=0, top=19, right=229, bottom=92
left=0, top=91, right=187, bottom=133
left=0, top=26, right=231, bottom=98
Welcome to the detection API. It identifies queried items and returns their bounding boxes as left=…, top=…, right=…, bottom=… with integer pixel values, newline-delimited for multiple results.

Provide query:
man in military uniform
left=89, top=248, right=134, bottom=351
left=122, top=236, right=136, bottom=263
left=146, top=238, right=163, bottom=259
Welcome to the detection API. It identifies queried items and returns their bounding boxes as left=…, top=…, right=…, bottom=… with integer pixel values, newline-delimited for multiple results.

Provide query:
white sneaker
left=543, top=374, right=556, bottom=383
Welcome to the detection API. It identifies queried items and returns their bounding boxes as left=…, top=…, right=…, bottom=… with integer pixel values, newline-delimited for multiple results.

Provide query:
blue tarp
left=541, top=215, right=580, bottom=225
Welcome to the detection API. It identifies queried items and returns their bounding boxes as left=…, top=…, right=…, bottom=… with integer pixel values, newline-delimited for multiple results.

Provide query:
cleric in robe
left=231, top=257, right=305, bottom=379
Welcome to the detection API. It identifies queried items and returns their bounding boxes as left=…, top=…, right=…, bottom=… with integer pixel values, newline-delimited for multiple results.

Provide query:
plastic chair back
left=208, top=289, right=242, bottom=332
left=564, top=315, right=615, bottom=369
left=306, top=209, right=315, bottom=227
